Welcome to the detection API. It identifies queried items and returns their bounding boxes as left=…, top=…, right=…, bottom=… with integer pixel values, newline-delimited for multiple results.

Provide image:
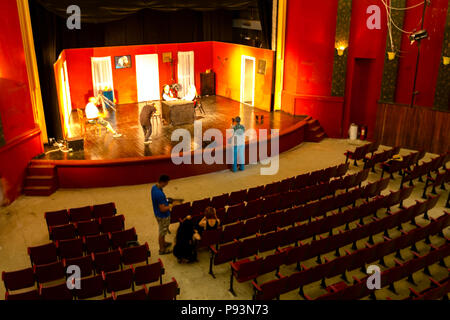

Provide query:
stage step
left=24, top=186, right=56, bottom=197
left=23, top=162, right=58, bottom=197
left=305, top=118, right=327, bottom=143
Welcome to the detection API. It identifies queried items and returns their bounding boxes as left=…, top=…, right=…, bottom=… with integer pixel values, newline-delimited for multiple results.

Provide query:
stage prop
left=162, top=100, right=195, bottom=126
left=200, top=71, right=215, bottom=96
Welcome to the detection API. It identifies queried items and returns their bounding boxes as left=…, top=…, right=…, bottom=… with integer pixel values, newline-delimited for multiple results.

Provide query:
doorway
left=91, top=57, right=114, bottom=99
left=240, top=55, right=255, bottom=106
left=136, top=54, right=160, bottom=102
left=177, top=51, right=195, bottom=98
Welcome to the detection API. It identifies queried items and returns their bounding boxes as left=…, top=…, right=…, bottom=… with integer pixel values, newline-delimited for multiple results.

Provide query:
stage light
left=409, top=29, right=428, bottom=44
left=387, top=52, right=396, bottom=60
left=443, top=56, right=450, bottom=65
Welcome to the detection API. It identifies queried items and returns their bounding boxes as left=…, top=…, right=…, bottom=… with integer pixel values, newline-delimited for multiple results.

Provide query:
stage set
left=28, top=41, right=317, bottom=192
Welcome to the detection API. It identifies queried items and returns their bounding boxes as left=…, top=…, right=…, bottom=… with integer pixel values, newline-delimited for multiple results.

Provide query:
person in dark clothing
left=140, top=103, right=157, bottom=144
left=173, top=215, right=200, bottom=263
left=197, top=207, right=220, bottom=235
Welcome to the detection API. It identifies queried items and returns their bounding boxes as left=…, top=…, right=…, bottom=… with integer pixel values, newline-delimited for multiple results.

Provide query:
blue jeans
left=233, top=144, right=245, bottom=172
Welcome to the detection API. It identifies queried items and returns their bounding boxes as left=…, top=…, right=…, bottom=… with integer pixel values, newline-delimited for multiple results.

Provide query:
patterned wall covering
left=331, top=0, right=352, bottom=97
left=434, top=5, right=449, bottom=111
left=0, top=113, right=5, bottom=147
left=379, top=0, right=406, bottom=102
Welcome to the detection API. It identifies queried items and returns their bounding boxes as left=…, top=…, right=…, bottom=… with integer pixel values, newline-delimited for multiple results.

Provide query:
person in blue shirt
left=151, top=175, right=173, bottom=255
left=231, top=116, right=246, bottom=172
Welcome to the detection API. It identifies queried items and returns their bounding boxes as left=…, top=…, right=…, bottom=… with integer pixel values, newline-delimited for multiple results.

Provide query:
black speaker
left=67, top=137, right=84, bottom=151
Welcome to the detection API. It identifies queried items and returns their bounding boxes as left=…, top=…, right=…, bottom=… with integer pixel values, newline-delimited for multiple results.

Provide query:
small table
left=161, top=100, right=195, bottom=126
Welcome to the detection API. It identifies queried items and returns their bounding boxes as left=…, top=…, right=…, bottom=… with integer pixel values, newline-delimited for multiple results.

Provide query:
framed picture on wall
left=258, top=59, right=266, bottom=75
left=114, top=55, right=132, bottom=69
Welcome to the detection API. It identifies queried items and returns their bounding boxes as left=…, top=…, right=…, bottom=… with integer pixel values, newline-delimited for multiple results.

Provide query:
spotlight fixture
left=409, top=29, right=428, bottom=44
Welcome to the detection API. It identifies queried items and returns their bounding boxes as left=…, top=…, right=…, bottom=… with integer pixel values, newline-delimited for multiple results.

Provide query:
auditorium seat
left=49, top=223, right=76, bottom=241
left=103, top=268, right=134, bottom=294
left=197, top=228, right=222, bottom=249
left=170, top=202, right=191, bottom=223
left=99, top=215, right=125, bottom=233
left=113, top=286, right=148, bottom=300
left=92, top=202, right=117, bottom=219
left=237, top=236, right=260, bottom=259
left=39, top=283, right=73, bottom=300
left=133, top=259, right=165, bottom=286
left=92, top=250, right=122, bottom=273
left=76, top=220, right=101, bottom=237
left=34, top=261, right=65, bottom=285
left=191, top=198, right=211, bottom=216
left=210, top=194, right=229, bottom=209
left=85, top=234, right=111, bottom=254
left=247, top=186, right=264, bottom=202
left=252, top=275, right=288, bottom=300
left=229, top=256, right=262, bottom=296
left=224, top=203, right=245, bottom=224
left=209, top=241, right=240, bottom=278
left=2, top=267, right=36, bottom=292
left=109, top=228, right=138, bottom=249
left=74, top=275, right=105, bottom=299
left=57, top=238, right=84, bottom=259
left=63, top=255, right=94, bottom=278
left=44, top=209, right=69, bottom=229
left=5, top=289, right=40, bottom=301
left=241, top=216, right=263, bottom=238
left=69, top=206, right=93, bottom=223
left=28, top=242, right=58, bottom=266
left=121, top=243, right=150, bottom=266
left=147, top=278, right=179, bottom=300
left=228, top=190, right=247, bottom=206
left=244, top=199, right=263, bottom=220
left=220, top=221, right=244, bottom=244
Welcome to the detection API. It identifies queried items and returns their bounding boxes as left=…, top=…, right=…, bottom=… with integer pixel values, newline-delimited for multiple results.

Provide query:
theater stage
left=44, top=96, right=305, bottom=160
left=33, top=96, right=311, bottom=189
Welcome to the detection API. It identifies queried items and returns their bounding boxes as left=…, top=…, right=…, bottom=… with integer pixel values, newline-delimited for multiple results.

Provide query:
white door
left=240, top=55, right=256, bottom=106
left=136, top=54, right=160, bottom=102
left=177, top=51, right=195, bottom=98
left=91, top=57, right=114, bottom=98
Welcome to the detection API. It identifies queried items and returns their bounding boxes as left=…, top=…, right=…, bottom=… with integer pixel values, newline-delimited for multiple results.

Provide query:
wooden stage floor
left=43, top=96, right=305, bottom=161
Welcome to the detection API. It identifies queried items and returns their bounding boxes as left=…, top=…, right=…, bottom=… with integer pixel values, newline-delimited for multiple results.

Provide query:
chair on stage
left=77, top=108, right=104, bottom=136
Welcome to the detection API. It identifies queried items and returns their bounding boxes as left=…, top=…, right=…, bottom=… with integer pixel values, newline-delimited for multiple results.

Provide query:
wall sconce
left=387, top=52, right=396, bottom=60
left=443, top=56, right=450, bottom=65
left=336, top=46, right=347, bottom=56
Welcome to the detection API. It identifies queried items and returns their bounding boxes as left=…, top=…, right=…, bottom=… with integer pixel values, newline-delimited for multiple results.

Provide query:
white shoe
left=113, top=133, right=122, bottom=138
left=144, top=140, right=151, bottom=145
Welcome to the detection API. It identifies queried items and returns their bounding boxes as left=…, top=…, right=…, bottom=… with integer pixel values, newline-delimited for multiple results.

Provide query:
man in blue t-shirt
left=151, top=175, right=173, bottom=255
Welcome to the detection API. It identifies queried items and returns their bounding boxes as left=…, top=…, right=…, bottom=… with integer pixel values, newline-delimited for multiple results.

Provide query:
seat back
left=255, top=276, right=288, bottom=300
left=85, top=234, right=111, bottom=254
left=134, top=260, right=164, bottom=286
left=74, top=275, right=105, bottom=299
left=58, top=238, right=84, bottom=259
left=63, top=255, right=94, bottom=278
left=76, top=220, right=101, bottom=237
left=121, top=243, right=150, bottom=266
left=28, top=242, right=58, bottom=265
left=34, top=261, right=65, bottom=284
left=50, top=223, right=76, bottom=241
left=69, top=206, right=92, bottom=222
left=2, top=268, right=35, bottom=291
left=214, top=241, right=240, bottom=265
left=104, top=268, right=134, bottom=293
left=40, top=283, right=73, bottom=300
left=114, top=287, right=148, bottom=300
left=99, top=215, right=125, bottom=233
left=93, top=250, right=121, bottom=273
left=221, top=222, right=243, bottom=244
left=147, top=278, right=179, bottom=300
left=197, top=228, right=222, bottom=249
left=92, top=202, right=117, bottom=219
left=110, top=228, right=137, bottom=249
left=238, top=236, right=260, bottom=259
left=45, top=210, right=70, bottom=229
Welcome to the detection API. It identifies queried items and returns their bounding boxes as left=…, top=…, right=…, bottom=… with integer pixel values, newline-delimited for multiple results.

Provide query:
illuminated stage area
left=43, top=96, right=305, bottom=161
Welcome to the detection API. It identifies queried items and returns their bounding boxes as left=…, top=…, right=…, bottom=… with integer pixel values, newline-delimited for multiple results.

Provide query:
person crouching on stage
left=139, top=103, right=157, bottom=145
left=162, top=84, right=177, bottom=101
left=85, top=97, right=122, bottom=138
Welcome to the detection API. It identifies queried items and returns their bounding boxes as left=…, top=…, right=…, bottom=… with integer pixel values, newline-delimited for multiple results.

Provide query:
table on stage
left=161, top=100, right=195, bottom=126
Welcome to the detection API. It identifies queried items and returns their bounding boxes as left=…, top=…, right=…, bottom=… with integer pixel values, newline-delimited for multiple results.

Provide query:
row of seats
left=198, top=179, right=399, bottom=251
left=48, top=215, right=125, bottom=241
left=422, top=169, right=450, bottom=207
left=308, top=240, right=449, bottom=300
left=208, top=185, right=420, bottom=279
left=364, top=146, right=400, bottom=172
left=227, top=193, right=439, bottom=295
left=173, top=167, right=368, bottom=225
left=171, top=163, right=350, bottom=223
left=381, top=151, right=429, bottom=179
left=4, top=261, right=178, bottom=300
left=344, top=141, right=380, bottom=166
left=252, top=212, right=449, bottom=300
left=28, top=228, right=137, bottom=266
left=45, top=202, right=117, bottom=229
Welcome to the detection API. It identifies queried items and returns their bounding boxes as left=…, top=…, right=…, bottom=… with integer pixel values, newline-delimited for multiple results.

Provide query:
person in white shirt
left=162, top=85, right=177, bottom=101
left=85, top=97, right=122, bottom=138
left=183, top=84, right=197, bottom=102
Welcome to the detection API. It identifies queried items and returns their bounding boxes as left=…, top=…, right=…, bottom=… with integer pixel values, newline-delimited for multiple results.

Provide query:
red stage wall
left=212, top=41, right=274, bottom=112
left=0, top=0, right=43, bottom=204
left=281, top=0, right=343, bottom=137
left=65, top=42, right=213, bottom=109
left=395, top=0, right=448, bottom=108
